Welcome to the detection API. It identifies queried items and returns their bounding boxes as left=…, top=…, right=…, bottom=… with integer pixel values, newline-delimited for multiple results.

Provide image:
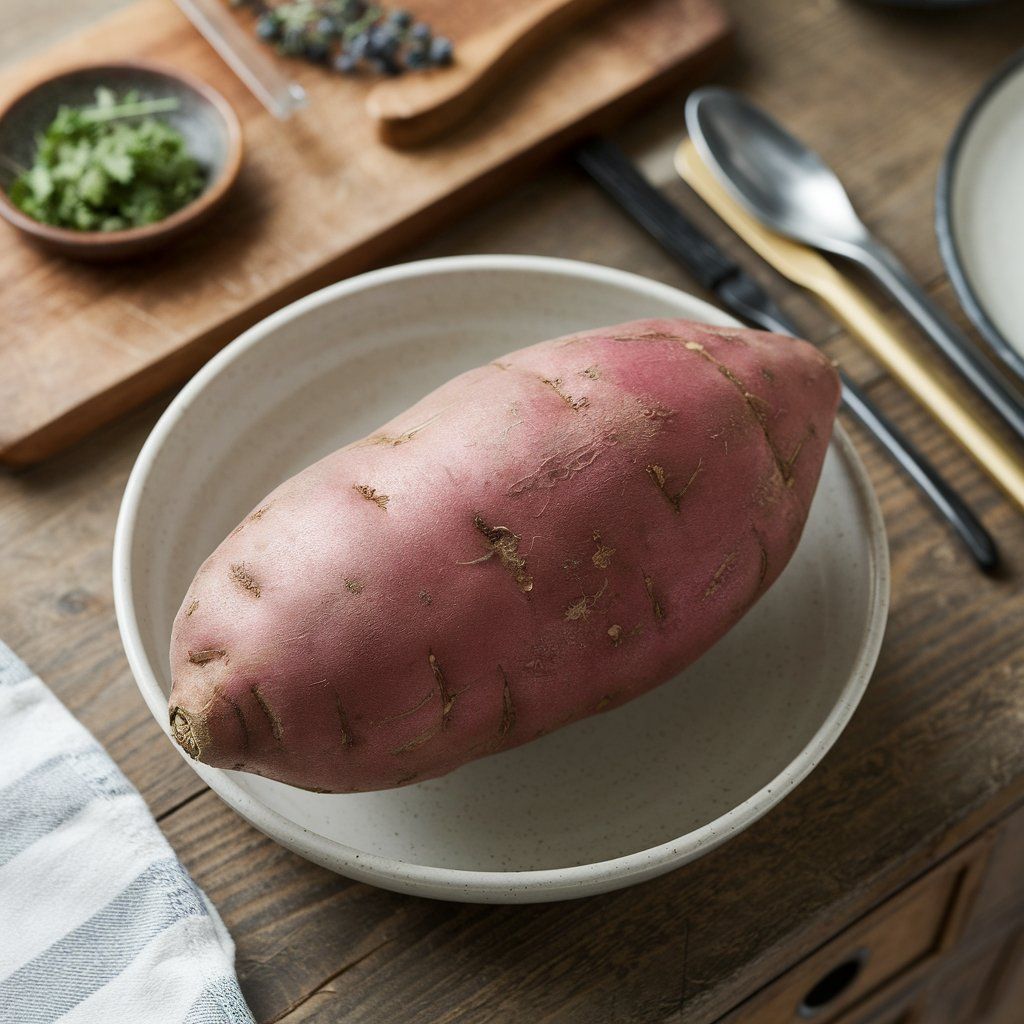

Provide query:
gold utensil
left=675, top=139, right=1024, bottom=512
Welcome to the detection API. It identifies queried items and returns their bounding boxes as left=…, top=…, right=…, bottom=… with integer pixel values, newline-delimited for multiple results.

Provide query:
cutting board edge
left=0, top=6, right=734, bottom=468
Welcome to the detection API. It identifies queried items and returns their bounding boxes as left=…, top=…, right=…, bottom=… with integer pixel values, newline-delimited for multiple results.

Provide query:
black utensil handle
left=840, top=375, right=998, bottom=572
left=575, top=137, right=736, bottom=291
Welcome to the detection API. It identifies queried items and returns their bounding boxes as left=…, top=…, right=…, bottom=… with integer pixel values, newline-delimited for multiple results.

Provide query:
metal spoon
left=685, top=86, right=1024, bottom=448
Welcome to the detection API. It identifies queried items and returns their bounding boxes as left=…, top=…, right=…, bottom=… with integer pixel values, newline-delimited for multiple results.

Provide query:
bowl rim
left=935, top=46, right=1024, bottom=383
left=0, top=59, right=243, bottom=251
left=113, top=254, right=890, bottom=901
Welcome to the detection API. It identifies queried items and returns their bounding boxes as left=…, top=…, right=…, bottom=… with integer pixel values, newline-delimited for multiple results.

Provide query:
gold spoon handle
left=675, top=140, right=1024, bottom=511
left=817, top=274, right=1024, bottom=509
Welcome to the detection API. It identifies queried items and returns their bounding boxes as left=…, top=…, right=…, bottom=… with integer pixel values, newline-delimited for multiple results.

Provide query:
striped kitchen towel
left=0, top=640, right=255, bottom=1024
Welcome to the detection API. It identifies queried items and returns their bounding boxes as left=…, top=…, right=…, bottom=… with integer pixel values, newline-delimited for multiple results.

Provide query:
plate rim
left=113, top=254, right=890, bottom=902
left=936, top=46, right=1024, bottom=383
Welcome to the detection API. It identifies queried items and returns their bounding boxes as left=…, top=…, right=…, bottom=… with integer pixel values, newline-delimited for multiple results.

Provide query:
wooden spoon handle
left=366, top=0, right=613, bottom=147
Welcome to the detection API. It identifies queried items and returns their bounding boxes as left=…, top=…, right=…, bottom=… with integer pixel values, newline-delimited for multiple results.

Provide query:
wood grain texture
left=2, top=1, right=1024, bottom=1023
left=367, top=0, right=616, bottom=146
left=0, top=0, right=731, bottom=465
left=717, top=839, right=988, bottom=1024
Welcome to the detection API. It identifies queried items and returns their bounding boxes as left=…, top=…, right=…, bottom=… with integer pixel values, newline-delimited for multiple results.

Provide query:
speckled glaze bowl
left=114, top=256, right=889, bottom=903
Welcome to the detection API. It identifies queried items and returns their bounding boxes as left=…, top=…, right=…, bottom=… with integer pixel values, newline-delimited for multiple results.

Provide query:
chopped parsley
left=8, top=88, right=206, bottom=232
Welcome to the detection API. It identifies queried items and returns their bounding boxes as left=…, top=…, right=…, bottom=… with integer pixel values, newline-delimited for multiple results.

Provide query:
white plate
left=938, top=49, right=1024, bottom=382
left=114, top=255, right=888, bottom=903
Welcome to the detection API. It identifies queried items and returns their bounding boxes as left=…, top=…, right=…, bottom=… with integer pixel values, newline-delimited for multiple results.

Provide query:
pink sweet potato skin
left=168, top=318, right=839, bottom=792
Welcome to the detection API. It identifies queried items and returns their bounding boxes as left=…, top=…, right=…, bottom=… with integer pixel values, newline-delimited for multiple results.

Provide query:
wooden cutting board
left=0, top=0, right=730, bottom=466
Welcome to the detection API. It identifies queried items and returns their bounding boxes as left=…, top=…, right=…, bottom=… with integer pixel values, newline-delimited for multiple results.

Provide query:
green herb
left=8, top=88, right=206, bottom=232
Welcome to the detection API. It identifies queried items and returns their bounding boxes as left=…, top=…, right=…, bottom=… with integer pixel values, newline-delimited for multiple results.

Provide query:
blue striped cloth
left=0, top=641, right=255, bottom=1024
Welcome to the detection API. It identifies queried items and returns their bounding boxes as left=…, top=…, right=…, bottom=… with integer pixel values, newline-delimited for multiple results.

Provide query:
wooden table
left=3, top=3, right=1024, bottom=1022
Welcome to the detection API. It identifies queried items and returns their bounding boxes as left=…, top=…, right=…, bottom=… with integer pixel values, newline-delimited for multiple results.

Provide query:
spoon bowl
left=685, top=87, right=865, bottom=255
left=684, top=85, right=1024, bottom=446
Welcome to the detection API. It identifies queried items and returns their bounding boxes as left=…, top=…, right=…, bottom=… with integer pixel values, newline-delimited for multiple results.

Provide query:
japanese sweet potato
left=168, top=318, right=839, bottom=792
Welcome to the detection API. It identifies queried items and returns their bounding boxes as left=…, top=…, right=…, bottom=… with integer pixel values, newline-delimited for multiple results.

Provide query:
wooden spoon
left=366, top=0, right=613, bottom=147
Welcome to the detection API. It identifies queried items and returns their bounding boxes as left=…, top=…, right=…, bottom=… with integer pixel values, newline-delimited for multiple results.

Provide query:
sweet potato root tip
left=229, top=563, right=261, bottom=598
left=185, top=599, right=199, bottom=617
left=188, top=648, right=226, bottom=665
left=704, top=552, right=739, bottom=601
left=608, top=624, right=623, bottom=645
left=592, top=532, right=615, bottom=569
left=169, top=706, right=205, bottom=759
left=540, top=377, right=589, bottom=411
left=498, top=666, right=516, bottom=739
left=251, top=685, right=283, bottom=741
left=344, top=578, right=364, bottom=594
left=473, top=515, right=534, bottom=593
left=354, top=484, right=390, bottom=510
left=643, top=572, right=665, bottom=621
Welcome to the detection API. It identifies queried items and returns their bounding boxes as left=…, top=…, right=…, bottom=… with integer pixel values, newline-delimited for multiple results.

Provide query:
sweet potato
left=168, top=318, right=839, bottom=792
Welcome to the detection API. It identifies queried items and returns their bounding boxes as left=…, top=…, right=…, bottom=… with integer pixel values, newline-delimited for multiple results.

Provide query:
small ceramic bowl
left=0, top=62, right=242, bottom=260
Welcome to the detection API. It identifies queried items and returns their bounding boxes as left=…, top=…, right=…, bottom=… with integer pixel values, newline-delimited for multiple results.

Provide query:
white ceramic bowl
left=114, top=255, right=889, bottom=903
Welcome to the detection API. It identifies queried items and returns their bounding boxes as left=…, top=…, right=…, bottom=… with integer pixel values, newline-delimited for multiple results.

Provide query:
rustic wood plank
left=0, top=401, right=205, bottom=817
left=0, top=0, right=132, bottom=62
